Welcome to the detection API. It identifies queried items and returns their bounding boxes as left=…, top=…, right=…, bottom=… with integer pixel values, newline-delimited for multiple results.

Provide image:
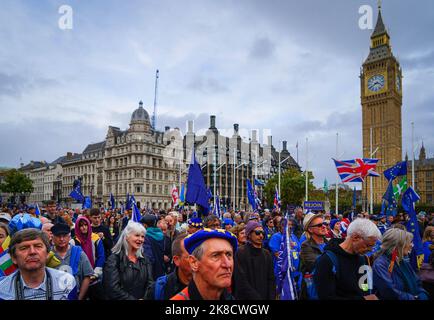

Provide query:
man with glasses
left=233, top=220, right=275, bottom=300
left=89, top=208, right=113, bottom=259
left=314, top=218, right=382, bottom=300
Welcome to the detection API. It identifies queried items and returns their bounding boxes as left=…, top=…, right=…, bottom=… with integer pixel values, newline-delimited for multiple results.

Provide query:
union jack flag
left=333, top=158, right=380, bottom=183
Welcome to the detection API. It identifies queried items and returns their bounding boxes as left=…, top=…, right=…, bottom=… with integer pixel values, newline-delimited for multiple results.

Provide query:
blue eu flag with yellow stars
left=402, top=187, right=424, bottom=271
left=384, top=161, right=407, bottom=181
left=186, top=149, right=210, bottom=215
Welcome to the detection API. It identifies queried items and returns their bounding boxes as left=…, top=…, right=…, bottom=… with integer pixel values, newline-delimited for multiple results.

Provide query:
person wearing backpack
left=314, top=218, right=382, bottom=300
left=146, top=233, right=192, bottom=300
left=51, top=223, right=94, bottom=300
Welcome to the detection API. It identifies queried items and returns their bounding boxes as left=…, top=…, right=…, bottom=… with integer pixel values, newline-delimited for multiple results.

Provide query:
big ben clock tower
left=361, top=3, right=403, bottom=207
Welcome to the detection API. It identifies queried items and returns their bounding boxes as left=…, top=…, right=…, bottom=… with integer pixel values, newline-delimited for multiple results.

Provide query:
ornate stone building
left=407, top=144, right=434, bottom=205
left=361, top=4, right=403, bottom=205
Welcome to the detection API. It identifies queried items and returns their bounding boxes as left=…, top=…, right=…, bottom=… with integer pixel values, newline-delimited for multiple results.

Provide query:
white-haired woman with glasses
left=103, top=221, right=153, bottom=300
left=373, top=228, right=429, bottom=300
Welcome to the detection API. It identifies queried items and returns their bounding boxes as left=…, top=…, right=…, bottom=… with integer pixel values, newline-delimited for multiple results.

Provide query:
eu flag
left=382, top=180, right=397, bottom=217
left=125, top=193, right=131, bottom=210
left=384, top=161, right=407, bottom=181
left=35, top=204, right=41, bottom=216
left=246, top=179, right=256, bottom=210
left=185, top=150, right=210, bottom=215
left=402, top=187, right=424, bottom=271
left=130, top=195, right=142, bottom=222
left=276, top=218, right=297, bottom=300
left=82, top=196, right=92, bottom=209
left=69, top=179, right=84, bottom=203
left=110, top=193, right=115, bottom=210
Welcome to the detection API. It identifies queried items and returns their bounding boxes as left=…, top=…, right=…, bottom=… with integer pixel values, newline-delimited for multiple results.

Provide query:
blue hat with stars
left=188, top=217, right=203, bottom=228
left=184, top=228, right=238, bottom=254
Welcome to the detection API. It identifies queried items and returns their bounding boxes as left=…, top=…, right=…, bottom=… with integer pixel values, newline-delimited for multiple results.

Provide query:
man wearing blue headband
left=170, top=228, right=237, bottom=300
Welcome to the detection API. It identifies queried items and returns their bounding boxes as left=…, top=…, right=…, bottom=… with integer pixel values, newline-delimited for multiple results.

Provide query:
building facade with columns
left=407, top=144, right=434, bottom=206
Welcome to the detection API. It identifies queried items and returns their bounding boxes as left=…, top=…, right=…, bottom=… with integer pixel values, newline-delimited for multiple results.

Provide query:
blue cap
left=8, top=213, right=42, bottom=236
left=184, top=228, right=238, bottom=254
left=188, top=217, right=203, bottom=228
left=222, top=218, right=234, bottom=227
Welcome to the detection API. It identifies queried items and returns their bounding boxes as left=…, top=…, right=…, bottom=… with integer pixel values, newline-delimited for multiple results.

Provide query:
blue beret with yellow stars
left=188, top=217, right=203, bottom=228
left=184, top=228, right=238, bottom=254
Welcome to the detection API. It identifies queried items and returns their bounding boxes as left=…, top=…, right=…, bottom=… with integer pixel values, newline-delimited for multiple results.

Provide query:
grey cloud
left=187, top=76, right=229, bottom=94
left=0, top=73, right=29, bottom=98
left=249, top=37, right=276, bottom=60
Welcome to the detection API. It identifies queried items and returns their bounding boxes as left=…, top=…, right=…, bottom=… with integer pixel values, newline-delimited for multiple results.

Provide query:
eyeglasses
left=253, top=230, right=265, bottom=236
left=310, top=222, right=327, bottom=228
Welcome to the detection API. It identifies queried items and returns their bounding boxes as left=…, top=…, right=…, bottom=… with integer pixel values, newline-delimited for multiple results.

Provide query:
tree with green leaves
left=263, top=168, right=315, bottom=209
left=0, top=169, right=33, bottom=202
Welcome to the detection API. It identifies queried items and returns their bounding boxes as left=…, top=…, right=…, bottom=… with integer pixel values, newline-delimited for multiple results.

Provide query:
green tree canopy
left=0, top=169, right=33, bottom=196
left=263, top=168, right=315, bottom=208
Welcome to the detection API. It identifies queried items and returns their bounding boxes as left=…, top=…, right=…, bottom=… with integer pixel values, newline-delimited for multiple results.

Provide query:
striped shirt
left=0, top=267, right=77, bottom=300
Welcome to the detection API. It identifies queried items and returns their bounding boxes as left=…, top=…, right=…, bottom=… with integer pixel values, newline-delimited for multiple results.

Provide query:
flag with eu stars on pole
left=82, top=196, right=92, bottom=209
left=384, top=161, right=407, bottom=181
left=35, top=204, right=41, bottom=216
left=125, top=193, right=131, bottom=210
left=402, top=187, right=424, bottom=271
left=185, top=149, right=210, bottom=215
left=381, top=180, right=397, bottom=217
left=276, top=218, right=297, bottom=300
left=69, top=179, right=84, bottom=203
left=110, top=193, right=115, bottom=210
left=130, top=195, right=142, bottom=223
left=246, top=179, right=256, bottom=210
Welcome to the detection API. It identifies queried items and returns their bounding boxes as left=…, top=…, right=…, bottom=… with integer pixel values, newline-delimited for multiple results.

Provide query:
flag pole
left=233, top=148, right=236, bottom=211
left=370, top=127, right=373, bottom=215
left=278, top=142, right=281, bottom=197
left=305, top=137, right=308, bottom=202
left=336, top=133, right=339, bottom=216
left=411, top=122, right=415, bottom=188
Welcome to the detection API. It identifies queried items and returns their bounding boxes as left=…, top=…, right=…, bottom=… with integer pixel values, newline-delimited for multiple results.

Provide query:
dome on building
left=131, top=101, right=150, bottom=123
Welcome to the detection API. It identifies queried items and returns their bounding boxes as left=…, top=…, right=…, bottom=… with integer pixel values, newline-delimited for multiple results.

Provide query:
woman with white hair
left=103, top=221, right=153, bottom=300
left=373, top=228, right=429, bottom=300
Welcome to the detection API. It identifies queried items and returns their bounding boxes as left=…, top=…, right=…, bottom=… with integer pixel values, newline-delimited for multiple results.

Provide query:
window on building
left=427, top=171, right=432, bottom=179
left=427, top=194, right=433, bottom=204
left=146, top=184, right=150, bottom=193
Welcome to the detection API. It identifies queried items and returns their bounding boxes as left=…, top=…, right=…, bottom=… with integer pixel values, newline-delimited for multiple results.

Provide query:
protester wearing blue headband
left=170, top=228, right=237, bottom=300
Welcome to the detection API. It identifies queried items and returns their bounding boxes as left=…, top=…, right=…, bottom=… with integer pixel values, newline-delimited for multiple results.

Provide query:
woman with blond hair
left=103, top=221, right=153, bottom=300
left=373, top=228, right=429, bottom=300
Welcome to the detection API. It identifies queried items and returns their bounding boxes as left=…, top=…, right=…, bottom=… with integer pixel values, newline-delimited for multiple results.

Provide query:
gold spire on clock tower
left=361, top=3, right=403, bottom=208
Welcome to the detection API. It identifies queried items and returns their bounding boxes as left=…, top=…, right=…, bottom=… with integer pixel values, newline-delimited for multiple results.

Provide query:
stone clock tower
left=361, top=4, right=403, bottom=206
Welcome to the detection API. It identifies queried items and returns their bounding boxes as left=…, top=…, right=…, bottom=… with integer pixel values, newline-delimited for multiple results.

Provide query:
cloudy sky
left=0, top=0, right=433, bottom=188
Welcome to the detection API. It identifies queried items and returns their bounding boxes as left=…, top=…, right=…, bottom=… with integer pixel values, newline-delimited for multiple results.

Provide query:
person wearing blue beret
left=170, top=228, right=237, bottom=300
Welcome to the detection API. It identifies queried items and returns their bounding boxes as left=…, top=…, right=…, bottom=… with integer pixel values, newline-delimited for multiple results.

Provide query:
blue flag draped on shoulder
left=402, top=187, right=424, bottom=270
left=130, top=195, right=142, bottom=222
left=276, top=218, right=297, bottom=300
left=185, top=150, right=210, bottom=215
left=246, top=179, right=256, bottom=210
left=69, top=179, right=84, bottom=203
left=384, top=161, right=407, bottom=181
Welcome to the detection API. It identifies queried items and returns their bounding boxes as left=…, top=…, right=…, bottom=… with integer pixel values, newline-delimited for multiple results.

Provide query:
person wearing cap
left=222, top=218, right=234, bottom=231
left=0, top=228, right=78, bottom=300
left=329, top=219, right=342, bottom=239
left=300, top=213, right=328, bottom=276
left=0, top=212, right=12, bottom=225
left=141, top=214, right=169, bottom=280
left=103, top=221, right=153, bottom=300
left=51, top=223, right=94, bottom=300
left=170, top=228, right=237, bottom=300
left=262, top=216, right=276, bottom=251
left=188, top=217, right=203, bottom=234
left=232, top=220, right=275, bottom=300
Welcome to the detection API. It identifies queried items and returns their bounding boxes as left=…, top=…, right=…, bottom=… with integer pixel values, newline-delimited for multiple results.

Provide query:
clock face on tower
left=367, top=74, right=385, bottom=92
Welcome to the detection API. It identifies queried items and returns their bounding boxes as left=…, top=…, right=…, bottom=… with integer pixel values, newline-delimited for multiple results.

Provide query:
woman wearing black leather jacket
left=103, top=221, right=153, bottom=300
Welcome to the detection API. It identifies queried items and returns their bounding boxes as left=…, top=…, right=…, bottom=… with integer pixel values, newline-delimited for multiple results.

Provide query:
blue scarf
left=146, top=227, right=164, bottom=242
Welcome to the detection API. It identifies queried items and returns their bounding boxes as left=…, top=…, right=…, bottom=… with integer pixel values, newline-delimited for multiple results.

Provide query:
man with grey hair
left=314, top=218, right=382, bottom=300
left=0, top=228, right=77, bottom=300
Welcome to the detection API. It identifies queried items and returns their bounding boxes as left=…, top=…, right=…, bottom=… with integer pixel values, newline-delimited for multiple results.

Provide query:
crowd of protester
left=0, top=200, right=433, bottom=300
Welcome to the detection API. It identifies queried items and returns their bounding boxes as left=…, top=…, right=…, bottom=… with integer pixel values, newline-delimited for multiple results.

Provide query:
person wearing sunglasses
left=232, top=220, right=275, bottom=300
